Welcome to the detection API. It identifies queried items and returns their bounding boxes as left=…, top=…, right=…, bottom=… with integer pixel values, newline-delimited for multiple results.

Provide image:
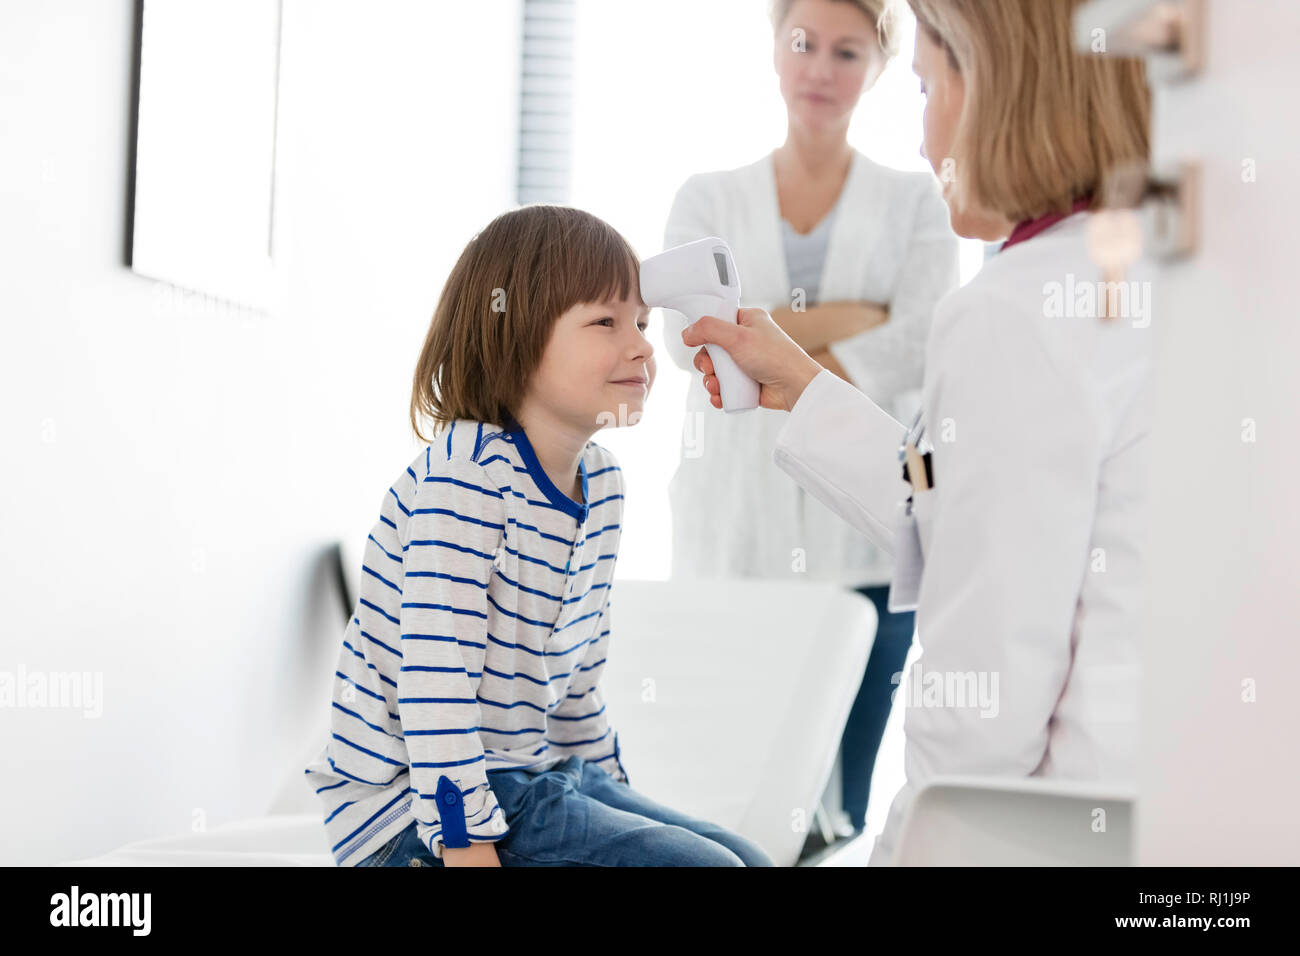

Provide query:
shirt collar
left=1000, top=194, right=1094, bottom=253
left=502, top=413, right=589, bottom=520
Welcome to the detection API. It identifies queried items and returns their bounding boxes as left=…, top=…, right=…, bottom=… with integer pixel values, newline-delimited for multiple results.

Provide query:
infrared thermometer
left=640, top=236, right=759, bottom=413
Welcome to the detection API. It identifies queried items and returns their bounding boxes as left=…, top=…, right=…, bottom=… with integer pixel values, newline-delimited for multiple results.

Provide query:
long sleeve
left=827, top=178, right=959, bottom=406
left=660, top=173, right=719, bottom=373
left=869, top=289, right=1100, bottom=865
left=772, top=368, right=911, bottom=551
left=546, top=589, right=629, bottom=784
left=398, top=456, right=510, bottom=858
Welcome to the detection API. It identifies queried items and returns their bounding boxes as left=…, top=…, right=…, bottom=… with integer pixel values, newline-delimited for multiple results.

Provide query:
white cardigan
left=661, top=149, right=959, bottom=587
left=772, top=211, right=1154, bottom=864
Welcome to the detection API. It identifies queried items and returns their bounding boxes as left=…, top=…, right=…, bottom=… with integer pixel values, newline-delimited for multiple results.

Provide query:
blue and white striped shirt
left=304, top=416, right=630, bottom=865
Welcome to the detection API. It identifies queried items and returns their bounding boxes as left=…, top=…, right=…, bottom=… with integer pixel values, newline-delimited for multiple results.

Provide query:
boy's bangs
left=556, top=230, right=643, bottom=314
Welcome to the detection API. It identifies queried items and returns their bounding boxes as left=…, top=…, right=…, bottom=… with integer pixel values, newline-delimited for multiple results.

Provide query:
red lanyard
left=1000, top=195, right=1093, bottom=252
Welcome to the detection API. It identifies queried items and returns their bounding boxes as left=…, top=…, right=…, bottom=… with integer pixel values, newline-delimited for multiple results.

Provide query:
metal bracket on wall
left=1074, top=0, right=1206, bottom=83
left=1100, top=160, right=1201, bottom=263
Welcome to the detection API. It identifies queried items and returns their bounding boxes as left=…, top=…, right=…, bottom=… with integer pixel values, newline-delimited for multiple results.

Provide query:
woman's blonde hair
left=409, top=205, right=641, bottom=444
left=770, top=0, right=902, bottom=60
left=907, top=0, right=1151, bottom=222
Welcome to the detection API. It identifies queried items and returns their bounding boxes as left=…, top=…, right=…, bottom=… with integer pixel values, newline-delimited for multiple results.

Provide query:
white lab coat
left=772, top=211, right=1154, bottom=864
left=661, top=149, right=959, bottom=587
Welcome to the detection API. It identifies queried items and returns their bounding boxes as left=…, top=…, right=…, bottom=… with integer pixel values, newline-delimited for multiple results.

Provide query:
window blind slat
left=516, top=0, right=574, bottom=204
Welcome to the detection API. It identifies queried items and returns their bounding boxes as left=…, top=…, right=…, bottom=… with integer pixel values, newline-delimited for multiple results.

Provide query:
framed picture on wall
left=127, top=0, right=283, bottom=311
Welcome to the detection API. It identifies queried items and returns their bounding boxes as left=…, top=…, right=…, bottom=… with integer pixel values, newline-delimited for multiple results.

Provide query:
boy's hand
left=442, top=842, right=502, bottom=867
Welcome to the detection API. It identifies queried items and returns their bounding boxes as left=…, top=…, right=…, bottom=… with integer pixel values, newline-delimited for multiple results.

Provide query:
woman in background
left=681, top=0, right=1152, bottom=865
left=659, top=0, right=958, bottom=846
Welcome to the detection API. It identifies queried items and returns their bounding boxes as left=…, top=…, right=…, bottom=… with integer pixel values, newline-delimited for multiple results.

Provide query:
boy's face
left=524, top=295, right=656, bottom=432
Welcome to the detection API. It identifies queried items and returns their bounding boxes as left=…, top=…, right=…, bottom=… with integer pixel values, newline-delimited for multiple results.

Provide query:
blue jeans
left=356, top=754, right=774, bottom=867
left=837, top=584, right=915, bottom=831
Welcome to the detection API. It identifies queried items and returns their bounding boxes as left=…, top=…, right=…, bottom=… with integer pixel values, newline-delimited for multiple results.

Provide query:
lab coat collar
left=1001, top=195, right=1094, bottom=252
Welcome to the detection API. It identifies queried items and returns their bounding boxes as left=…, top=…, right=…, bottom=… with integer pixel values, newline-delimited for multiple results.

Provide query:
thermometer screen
left=713, top=252, right=730, bottom=286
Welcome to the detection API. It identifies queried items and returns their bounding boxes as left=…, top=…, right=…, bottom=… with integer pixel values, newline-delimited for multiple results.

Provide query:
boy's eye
left=595, top=317, right=649, bottom=331
left=837, top=49, right=857, bottom=60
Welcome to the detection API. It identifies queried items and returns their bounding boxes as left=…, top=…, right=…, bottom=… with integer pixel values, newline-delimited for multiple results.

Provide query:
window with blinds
left=516, top=0, right=575, bottom=204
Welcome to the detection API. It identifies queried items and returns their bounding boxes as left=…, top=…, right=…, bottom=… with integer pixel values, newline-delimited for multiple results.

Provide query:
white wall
left=0, top=0, right=520, bottom=864
left=1139, top=0, right=1300, bottom=864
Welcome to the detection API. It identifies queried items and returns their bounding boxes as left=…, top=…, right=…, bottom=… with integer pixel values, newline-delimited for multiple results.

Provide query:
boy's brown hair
left=410, top=205, right=642, bottom=444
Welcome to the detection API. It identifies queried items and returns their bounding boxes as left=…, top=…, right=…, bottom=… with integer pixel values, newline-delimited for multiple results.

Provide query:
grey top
left=779, top=195, right=842, bottom=306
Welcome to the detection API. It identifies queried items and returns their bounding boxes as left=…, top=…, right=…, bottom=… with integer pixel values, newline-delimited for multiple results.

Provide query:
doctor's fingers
left=693, top=349, right=727, bottom=408
left=682, top=312, right=744, bottom=352
left=685, top=307, right=792, bottom=375
left=692, top=346, right=716, bottom=377
left=702, top=373, right=723, bottom=408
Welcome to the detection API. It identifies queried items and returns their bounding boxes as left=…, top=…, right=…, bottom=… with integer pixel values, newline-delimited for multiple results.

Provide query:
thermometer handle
left=706, top=343, right=759, bottom=412
left=679, top=295, right=757, bottom=412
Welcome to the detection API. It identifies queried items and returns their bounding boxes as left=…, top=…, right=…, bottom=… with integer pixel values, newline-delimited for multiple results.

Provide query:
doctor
left=660, top=0, right=959, bottom=841
left=681, top=0, right=1154, bottom=865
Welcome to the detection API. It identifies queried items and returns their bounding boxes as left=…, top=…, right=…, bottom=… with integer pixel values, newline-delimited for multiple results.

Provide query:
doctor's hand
left=682, top=307, right=825, bottom=413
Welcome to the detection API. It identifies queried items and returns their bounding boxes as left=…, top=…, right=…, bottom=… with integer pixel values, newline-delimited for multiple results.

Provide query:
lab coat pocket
left=910, top=487, right=937, bottom=562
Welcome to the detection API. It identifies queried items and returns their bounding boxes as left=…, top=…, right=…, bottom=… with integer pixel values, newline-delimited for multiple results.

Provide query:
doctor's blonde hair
left=770, top=0, right=903, bottom=60
left=906, top=0, right=1151, bottom=223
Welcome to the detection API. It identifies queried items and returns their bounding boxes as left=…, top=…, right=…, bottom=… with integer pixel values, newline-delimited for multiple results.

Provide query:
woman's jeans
left=356, top=754, right=774, bottom=867
left=838, top=584, right=916, bottom=831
